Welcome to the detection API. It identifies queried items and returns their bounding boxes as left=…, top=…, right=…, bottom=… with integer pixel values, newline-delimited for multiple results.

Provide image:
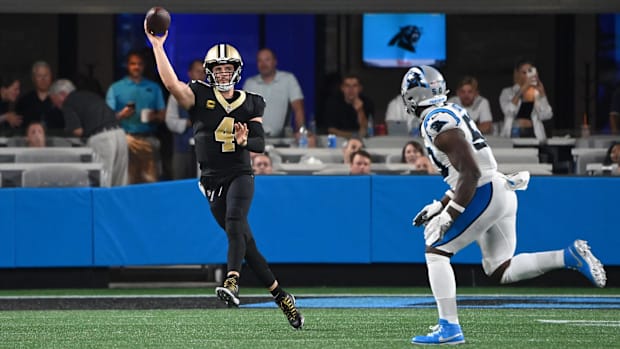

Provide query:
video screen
left=363, top=13, right=446, bottom=68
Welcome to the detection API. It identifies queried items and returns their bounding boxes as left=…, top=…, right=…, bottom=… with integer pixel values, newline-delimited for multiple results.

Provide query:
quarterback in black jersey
left=146, top=25, right=303, bottom=329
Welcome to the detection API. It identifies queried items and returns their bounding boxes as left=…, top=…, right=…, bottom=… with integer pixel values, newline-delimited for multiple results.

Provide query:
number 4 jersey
left=189, top=80, right=265, bottom=179
left=420, top=102, right=498, bottom=188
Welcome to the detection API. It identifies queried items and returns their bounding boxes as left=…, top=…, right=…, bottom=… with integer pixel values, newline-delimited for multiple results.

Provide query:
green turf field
left=0, top=287, right=617, bottom=349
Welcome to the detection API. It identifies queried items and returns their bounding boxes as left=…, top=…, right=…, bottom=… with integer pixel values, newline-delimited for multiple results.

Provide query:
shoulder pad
left=423, top=107, right=462, bottom=139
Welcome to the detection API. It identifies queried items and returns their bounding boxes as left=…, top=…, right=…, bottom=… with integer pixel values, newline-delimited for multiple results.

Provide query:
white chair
left=313, top=164, right=350, bottom=175
left=7, top=137, right=78, bottom=147
left=497, top=163, right=553, bottom=175
left=575, top=135, right=619, bottom=149
left=365, top=136, right=420, bottom=149
left=573, top=150, right=607, bottom=175
left=15, top=149, right=82, bottom=163
left=385, top=153, right=403, bottom=164
left=299, top=153, right=342, bottom=164
left=485, top=136, right=514, bottom=148
left=492, top=148, right=539, bottom=164
left=21, top=165, right=90, bottom=187
left=585, top=163, right=619, bottom=176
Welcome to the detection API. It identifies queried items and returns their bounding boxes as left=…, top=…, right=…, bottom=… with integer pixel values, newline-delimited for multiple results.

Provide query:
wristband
left=445, top=190, right=455, bottom=199
left=446, top=200, right=465, bottom=213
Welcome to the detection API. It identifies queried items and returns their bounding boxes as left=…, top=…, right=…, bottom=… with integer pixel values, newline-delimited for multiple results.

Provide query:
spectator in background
left=243, top=48, right=306, bottom=138
left=602, top=142, right=620, bottom=175
left=106, top=50, right=166, bottom=184
left=325, top=73, right=374, bottom=139
left=25, top=121, right=46, bottom=147
left=447, top=76, right=493, bottom=135
left=414, top=156, right=438, bottom=174
left=401, top=140, right=425, bottom=165
left=385, top=93, right=420, bottom=136
left=166, top=59, right=205, bottom=180
left=16, top=61, right=65, bottom=133
left=342, top=136, right=364, bottom=164
left=0, top=75, right=23, bottom=135
left=609, top=88, right=620, bottom=134
left=349, top=149, right=372, bottom=175
left=499, top=59, right=553, bottom=140
left=401, top=140, right=437, bottom=174
left=49, top=79, right=128, bottom=187
left=252, top=153, right=273, bottom=175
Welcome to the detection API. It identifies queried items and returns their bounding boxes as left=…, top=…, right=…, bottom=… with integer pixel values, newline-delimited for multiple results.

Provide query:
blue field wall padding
left=0, top=190, right=15, bottom=267
left=514, top=176, right=618, bottom=260
left=92, top=180, right=226, bottom=266
left=370, top=175, right=483, bottom=264
left=14, top=188, right=93, bottom=267
left=250, top=176, right=372, bottom=263
left=1, top=176, right=619, bottom=267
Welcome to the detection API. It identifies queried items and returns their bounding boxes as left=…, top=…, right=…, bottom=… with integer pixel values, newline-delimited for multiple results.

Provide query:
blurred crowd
left=1, top=52, right=619, bottom=187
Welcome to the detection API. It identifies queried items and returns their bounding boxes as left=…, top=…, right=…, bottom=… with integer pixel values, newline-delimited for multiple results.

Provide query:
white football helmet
left=203, top=43, right=243, bottom=92
left=401, top=65, right=448, bottom=117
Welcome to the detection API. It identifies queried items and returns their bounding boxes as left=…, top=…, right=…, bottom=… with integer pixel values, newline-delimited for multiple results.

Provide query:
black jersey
left=189, top=81, right=265, bottom=181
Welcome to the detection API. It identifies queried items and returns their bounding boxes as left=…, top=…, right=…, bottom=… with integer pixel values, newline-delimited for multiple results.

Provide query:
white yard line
left=537, top=319, right=620, bottom=327
left=0, top=293, right=617, bottom=299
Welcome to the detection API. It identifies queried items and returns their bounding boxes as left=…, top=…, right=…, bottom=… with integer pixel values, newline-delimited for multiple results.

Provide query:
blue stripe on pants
left=432, top=181, right=493, bottom=248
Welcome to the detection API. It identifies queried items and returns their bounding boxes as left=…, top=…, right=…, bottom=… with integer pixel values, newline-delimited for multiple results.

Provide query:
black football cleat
left=215, top=276, right=240, bottom=307
left=275, top=292, right=304, bottom=329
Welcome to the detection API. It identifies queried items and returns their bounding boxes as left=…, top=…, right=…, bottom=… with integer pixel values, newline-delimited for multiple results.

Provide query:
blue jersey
left=105, top=77, right=165, bottom=134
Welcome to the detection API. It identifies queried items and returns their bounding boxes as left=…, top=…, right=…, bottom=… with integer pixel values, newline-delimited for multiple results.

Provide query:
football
left=145, top=7, right=171, bottom=36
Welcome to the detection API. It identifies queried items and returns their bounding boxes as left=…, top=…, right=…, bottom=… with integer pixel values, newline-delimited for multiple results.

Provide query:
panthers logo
left=405, top=68, right=429, bottom=90
left=430, top=120, right=448, bottom=133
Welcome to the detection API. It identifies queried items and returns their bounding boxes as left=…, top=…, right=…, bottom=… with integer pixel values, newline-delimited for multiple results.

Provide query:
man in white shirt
left=447, top=76, right=493, bottom=134
left=243, top=48, right=305, bottom=138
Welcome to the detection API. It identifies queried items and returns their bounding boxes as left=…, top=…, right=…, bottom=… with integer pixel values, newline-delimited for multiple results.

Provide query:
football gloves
left=424, top=210, right=453, bottom=246
left=413, top=200, right=444, bottom=227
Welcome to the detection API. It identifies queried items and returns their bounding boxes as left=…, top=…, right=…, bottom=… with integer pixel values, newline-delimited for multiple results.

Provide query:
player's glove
left=413, top=200, right=444, bottom=227
left=423, top=210, right=453, bottom=246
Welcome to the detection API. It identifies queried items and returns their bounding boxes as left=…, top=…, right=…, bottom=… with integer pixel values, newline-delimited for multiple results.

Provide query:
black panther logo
left=430, top=120, right=448, bottom=133
left=388, top=25, right=422, bottom=53
left=407, top=70, right=428, bottom=88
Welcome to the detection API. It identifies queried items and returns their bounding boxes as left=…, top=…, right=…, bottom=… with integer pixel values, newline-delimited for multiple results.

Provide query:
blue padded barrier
left=250, top=175, right=372, bottom=263
left=14, top=188, right=93, bottom=267
left=371, top=175, right=620, bottom=265
left=370, top=175, right=483, bottom=264
left=1, top=175, right=618, bottom=267
left=92, top=180, right=225, bottom=266
left=0, top=190, right=15, bottom=267
left=512, top=176, right=619, bottom=263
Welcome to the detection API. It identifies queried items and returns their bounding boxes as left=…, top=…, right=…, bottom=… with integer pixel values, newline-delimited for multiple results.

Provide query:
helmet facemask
left=203, top=44, right=243, bottom=92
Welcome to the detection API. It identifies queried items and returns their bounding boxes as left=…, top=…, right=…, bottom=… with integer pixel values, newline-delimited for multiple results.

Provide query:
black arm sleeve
left=244, top=121, right=265, bottom=153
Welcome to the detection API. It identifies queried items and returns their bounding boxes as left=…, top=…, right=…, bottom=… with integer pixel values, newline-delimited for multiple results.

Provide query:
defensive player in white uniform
left=401, top=66, right=607, bottom=345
